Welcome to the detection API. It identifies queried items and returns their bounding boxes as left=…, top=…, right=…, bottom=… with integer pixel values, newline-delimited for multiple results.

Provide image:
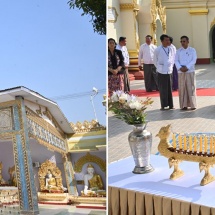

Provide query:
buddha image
left=82, top=164, right=104, bottom=196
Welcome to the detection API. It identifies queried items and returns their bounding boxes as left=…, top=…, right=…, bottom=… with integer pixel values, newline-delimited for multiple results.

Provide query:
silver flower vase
left=128, top=123, right=154, bottom=174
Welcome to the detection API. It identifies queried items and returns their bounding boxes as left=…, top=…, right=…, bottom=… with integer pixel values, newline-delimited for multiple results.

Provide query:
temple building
left=0, top=86, right=106, bottom=214
left=108, top=0, right=215, bottom=79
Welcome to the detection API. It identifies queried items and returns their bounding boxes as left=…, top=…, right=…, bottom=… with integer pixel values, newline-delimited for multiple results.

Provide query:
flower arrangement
left=108, top=91, right=153, bottom=125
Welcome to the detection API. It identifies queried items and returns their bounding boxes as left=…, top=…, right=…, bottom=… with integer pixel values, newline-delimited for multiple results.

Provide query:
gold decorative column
left=120, top=1, right=140, bottom=57
left=150, top=0, right=166, bottom=45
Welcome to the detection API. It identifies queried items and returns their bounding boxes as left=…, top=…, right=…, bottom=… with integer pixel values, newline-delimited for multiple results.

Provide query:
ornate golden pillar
left=120, top=1, right=140, bottom=57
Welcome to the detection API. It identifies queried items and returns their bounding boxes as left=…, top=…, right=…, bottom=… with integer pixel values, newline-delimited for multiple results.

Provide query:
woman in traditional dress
left=108, top=38, right=125, bottom=95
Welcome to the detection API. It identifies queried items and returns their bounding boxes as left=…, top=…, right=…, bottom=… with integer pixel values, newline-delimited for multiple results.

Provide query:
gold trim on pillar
left=128, top=50, right=139, bottom=58
left=120, top=3, right=139, bottom=11
left=150, top=0, right=166, bottom=44
left=189, top=9, right=209, bottom=15
left=151, top=0, right=157, bottom=45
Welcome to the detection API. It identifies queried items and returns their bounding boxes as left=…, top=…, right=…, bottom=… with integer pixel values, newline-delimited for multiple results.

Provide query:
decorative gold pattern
left=35, top=105, right=42, bottom=116
left=120, top=3, right=139, bottom=11
left=199, top=162, right=215, bottom=185
left=189, top=9, right=209, bottom=15
left=26, top=107, right=67, bottom=152
left=42, top=107, right=62, bottom=131
left=0, top=107, right=13, bottom=131
left=74, top=152, right=106, bottom=173
left=150, top=0, right=166, bottom=43
left=157, top=124, right=215, bottom=185
left=12, top=134, right=23, bottom=210
left=70, top=120, right=106, bottom=133
left=38, top=192, right=68, bottom=202
left=168, top=157, right=184, bottom=179
left=38, top=160, right=64, bottom=192
left=8, top=165, right=17, bottom=186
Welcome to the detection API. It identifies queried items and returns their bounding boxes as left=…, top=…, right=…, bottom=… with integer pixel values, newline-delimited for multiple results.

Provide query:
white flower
left=111, top=92, right=119, bottom=102
left=129, top=101, right=143, bottom=110
left=127, top=94, right=137, bottom=103
left=135, top=102, right=143, bottom=110
left=119, top=93, right=128, bottom=103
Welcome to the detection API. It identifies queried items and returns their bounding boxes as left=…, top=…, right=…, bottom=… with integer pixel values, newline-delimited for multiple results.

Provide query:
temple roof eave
left=0, top=86, right=74, bottom=134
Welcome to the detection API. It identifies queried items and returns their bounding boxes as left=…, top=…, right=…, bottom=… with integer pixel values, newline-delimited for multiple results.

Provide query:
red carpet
left=130, top=88, right=215, bottom=97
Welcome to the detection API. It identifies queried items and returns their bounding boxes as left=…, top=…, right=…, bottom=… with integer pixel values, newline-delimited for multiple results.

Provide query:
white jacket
left=153, top=46, right=175, bottom=74
left=175, top=47, right=197, bottom=73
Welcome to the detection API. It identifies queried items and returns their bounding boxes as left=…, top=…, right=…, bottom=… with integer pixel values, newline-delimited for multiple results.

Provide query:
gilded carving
left=157, top=5, right=166, bottom=32
left=8, top=165, right=17, bottom=186
left=12, top=135, right=23, bottom=210
left=151, top=0, right=157, bottom=35
left=150, top=0, right=166, bottom=43
left=0, top=107, right=13, bottom=131
left=189, top=9, right=209, bottom=15
left=35, top=105, right=42, bottom=116
left=70, top=120, right=106, bottom=133
left=157, top=124, right=215, bottom=185
left=74, top=152, right=106, bottom=173
left=26, top=107, right=67, bottom=152
left=38, top=160, right=65, bottom=192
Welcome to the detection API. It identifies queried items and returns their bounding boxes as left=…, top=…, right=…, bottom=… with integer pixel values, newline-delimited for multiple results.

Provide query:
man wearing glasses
left=175, top=36, right=197, bottom=110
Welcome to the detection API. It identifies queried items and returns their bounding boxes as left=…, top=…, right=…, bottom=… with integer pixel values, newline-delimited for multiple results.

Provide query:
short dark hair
left=160, top=34, right=169, bottom=41
left=180, top=36, right=189, bottom=41
left=145, top=35, right=153, bottom=40
left=169, top=36, right=173, bottom=43
left=119, top=37, right=126, bottom=42
left=108, top=38, right=116, bottom=45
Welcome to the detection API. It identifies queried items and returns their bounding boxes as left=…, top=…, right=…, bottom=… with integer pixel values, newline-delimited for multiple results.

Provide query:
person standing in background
left=116, top=37, right=130, bottom=93
left=175, top=35, right=197, bottom=110
left=108, top=38, right=125, bottom=95
left=169, top=36, right=178, bottom=91
left=153, top=34, right=175, bottom=110
left=138, top=35, right=158, bottom=92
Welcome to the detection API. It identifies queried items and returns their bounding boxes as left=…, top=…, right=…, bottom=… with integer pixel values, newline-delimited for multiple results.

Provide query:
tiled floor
left=108, top=64, right=215, bottom=164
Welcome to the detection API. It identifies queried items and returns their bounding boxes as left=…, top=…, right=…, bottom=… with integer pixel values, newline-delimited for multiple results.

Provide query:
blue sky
left=0, top=1, right=106, bottom=125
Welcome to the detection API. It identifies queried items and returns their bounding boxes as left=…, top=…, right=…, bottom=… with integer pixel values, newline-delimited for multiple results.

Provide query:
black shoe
left=181, top=107, right=188, bottom=110
left=146, top=90, right=152, bottom=92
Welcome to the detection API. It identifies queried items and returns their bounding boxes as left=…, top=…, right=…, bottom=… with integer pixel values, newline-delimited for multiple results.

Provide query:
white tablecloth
left=109, top=154, right=215, bottom=215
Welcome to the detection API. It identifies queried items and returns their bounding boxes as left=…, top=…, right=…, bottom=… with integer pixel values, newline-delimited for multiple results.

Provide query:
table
left=108, top=155, right=215, bottom=215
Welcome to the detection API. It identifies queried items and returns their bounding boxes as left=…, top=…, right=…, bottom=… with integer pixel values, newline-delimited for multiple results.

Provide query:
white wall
left=29, top=139, right=67, bottom=192
left=0, top=141, right=15, bottom=182
left=166, top=9, right=193, bottom=49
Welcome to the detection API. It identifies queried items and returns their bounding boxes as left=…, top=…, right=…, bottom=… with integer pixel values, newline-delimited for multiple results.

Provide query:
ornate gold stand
left=199, top=162, right=215, bottom=186
left=168, top=158, right=184, bottom=180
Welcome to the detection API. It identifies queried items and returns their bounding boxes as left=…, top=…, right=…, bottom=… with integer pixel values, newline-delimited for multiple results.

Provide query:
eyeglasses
left=180, top=41, right=187, bottom=43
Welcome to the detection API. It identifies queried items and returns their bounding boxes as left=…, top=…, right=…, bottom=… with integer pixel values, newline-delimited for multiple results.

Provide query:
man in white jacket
left=138, top=35, right=158, bottom=92
left=175, top=35, right=197, bottom=110
left=153, top=34, right=175, bottom=110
